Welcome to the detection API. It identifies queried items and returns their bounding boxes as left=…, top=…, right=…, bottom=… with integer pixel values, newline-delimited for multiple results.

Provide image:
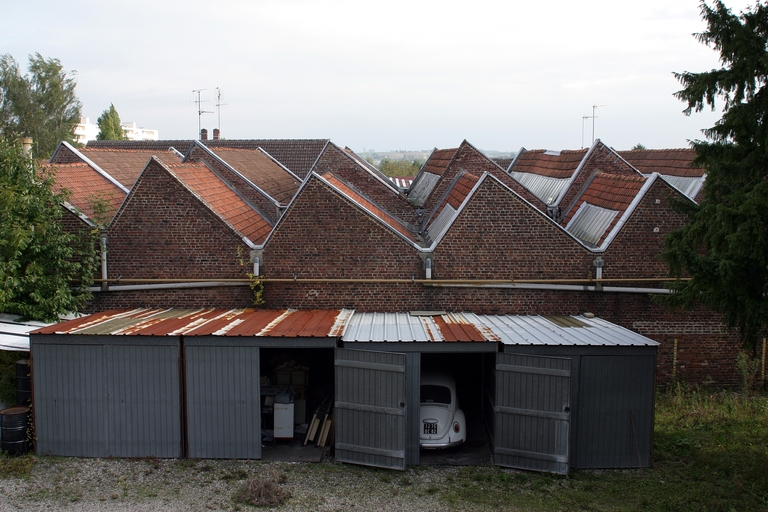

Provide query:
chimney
left=200, top=128, right=208, bottom=141
left=213, top=128, right=220, bottom=140
left=21, top=138, right=33, bottom=157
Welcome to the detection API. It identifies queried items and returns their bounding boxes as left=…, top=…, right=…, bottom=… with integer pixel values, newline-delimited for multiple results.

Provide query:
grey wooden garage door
left=334, top=348, right=407, bottom=470
left=494, top=353, right=571, bottom=474
left=185, top=344, right=261, bottom=459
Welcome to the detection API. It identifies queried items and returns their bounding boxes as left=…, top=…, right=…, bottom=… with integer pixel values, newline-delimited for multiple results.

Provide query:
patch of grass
left=0, top=453, right=34, bottom=479
left=220, top=469, right=248, bottom=481
left=436, top=388, right=768, bottom=511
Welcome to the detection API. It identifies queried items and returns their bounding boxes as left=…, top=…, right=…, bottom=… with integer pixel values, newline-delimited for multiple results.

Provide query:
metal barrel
left=16, top=360, right=31, bottom=406
left=1, top=406, right=30, bottom=455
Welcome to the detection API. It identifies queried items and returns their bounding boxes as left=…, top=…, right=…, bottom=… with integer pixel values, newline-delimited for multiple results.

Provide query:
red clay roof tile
left=618, top=148, right=702, bottom=177
left=512, top=149, right=588, bottom=179
left=80, top=148, right=182, bottom=189
left=163, top=161, right=272, bottom=244
left=48, top=162, right=126, bottom=221
left=423, top=148, right=458, bottom=176
left=207, top=148, right=301, bottom=204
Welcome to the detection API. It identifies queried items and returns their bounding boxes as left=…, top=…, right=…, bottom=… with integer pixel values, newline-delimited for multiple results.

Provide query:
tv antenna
left=215, top=87, right=227, bottom=133
left=192, top=89, right=213, bottom=139
left=591, top=104, right=607, bottom=144
left=581, top=116, right=594, bottom=149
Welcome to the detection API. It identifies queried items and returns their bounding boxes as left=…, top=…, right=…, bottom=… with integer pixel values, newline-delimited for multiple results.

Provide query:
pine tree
left=96, top=103, right=126, bottom=141
left=665, top=0, right=768, bottom=351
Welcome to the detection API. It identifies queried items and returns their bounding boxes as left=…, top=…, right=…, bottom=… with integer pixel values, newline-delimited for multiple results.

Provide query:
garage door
left=494, top=353, right=571, bottom=474
left=185, top=344, right=261, bottom=459
left=334, top=348, right=407, bottom=470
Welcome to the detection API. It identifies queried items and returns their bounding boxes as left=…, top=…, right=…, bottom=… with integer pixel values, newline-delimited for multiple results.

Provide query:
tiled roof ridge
left=620, top=147, right=693, bottom=153
left=523, top=148, right=590, bottom=155
left=592, top=170, right=647, bottom=184
left=82, top=147, right=178, bottom=153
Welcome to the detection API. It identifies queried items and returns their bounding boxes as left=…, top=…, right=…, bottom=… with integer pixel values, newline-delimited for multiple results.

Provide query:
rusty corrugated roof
left=32, top=309, right=352, bottom=338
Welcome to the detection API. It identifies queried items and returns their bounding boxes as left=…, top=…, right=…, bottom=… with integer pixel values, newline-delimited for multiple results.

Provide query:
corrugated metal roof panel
left=408, top=172, right=440, bottom=206
left=341, top=313, right=439, bottom=342
left=565, top=202, right=618, bottom=247
left=476, top=315, right=658, bottom=346
left=660, top=175, right=704, bottom=199
left=434, top=313, right=488, bottom=342
left=32, top=309, right=352, bottom=338
left=510, top=172, right=570, bottom=205
left=32, top=310, right=658, bottom=347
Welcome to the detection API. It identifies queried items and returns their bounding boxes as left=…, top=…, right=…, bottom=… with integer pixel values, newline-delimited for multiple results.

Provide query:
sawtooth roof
left=86, top=139, right=330, bottom=179
left=562, top=172, right=647, bottom=247
left=80, top=147, right=182, bottom=189
left=511, top=149, right=588, bottom=179
left=162, top=161, right=272, bottom=244
left=206, top=147, right=302, bottom=204
left=49, top=162, right=126, bottom=222
left=618, top=148, right=702, bottom=177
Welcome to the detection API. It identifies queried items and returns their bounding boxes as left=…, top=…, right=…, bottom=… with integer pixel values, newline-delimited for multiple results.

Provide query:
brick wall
left=432, top=176, right=593, bottom=280
left=106, top=159, right=252, bottom=282
left=264, top=174, right=423, bottom=281
left=49, top=143, right=83, bottom=164
left=602, top=178, right=689, bottom=279
left=312, top=143, right=419, bottom=226
left=88, top=286, right=254, bottom=311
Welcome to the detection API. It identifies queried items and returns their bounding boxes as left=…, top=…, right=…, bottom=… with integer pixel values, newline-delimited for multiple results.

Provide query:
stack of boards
left=304, top=397, right=333, bottom=450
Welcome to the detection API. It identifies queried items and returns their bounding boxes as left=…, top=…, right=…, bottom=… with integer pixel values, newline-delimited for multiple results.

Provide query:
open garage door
left=494, top=353, right=571, bottom=474
left=334, top=348, right=407, bottom=470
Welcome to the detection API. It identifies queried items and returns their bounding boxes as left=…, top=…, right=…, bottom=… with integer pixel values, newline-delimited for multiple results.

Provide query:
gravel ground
left=0, top=456, right=487, bottom=511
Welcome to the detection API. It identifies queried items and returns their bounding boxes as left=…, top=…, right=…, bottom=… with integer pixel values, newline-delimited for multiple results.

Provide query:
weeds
left=0, top=453, right=33, bottom=478
left=232, top=468, right=290, bottom=507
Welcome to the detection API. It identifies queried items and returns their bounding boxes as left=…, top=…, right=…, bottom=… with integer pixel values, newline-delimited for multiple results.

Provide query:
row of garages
left=30, top=309, right=657, bottom=474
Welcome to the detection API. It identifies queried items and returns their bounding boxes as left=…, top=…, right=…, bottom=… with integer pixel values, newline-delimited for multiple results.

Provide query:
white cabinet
left=273, top=403, right=294, bottom=439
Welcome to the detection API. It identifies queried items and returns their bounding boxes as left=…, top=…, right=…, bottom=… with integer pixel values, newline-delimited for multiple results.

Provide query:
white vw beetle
left=419, top=372, right=466, bottom=449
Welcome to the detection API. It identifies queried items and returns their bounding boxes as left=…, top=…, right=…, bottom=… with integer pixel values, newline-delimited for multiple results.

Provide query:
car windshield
left=421, top=384, right=451, bottom=404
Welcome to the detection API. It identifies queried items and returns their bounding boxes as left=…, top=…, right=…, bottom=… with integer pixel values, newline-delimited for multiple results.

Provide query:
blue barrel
left=1, top=407, right=30, bottom=455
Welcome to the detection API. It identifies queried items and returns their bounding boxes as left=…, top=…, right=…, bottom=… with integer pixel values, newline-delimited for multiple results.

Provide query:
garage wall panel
left=185, top=344, right=261, bottom=459
left=575, top=355, right=655, bottom=468
left=33, top=344, right=106, bottom=456
left=105, top=344, right=180, bottom=458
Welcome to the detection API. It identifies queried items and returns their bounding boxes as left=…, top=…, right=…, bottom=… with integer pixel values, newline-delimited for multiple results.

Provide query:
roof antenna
left=215, top=87, right=227, bottom=133
left=591, top=104, right=607, bottom=144
left=192, top=89, right=213, bottom=140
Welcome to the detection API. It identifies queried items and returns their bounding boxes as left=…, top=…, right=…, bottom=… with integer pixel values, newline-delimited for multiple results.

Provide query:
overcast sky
left=2, top=0, right=752, bottom=152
